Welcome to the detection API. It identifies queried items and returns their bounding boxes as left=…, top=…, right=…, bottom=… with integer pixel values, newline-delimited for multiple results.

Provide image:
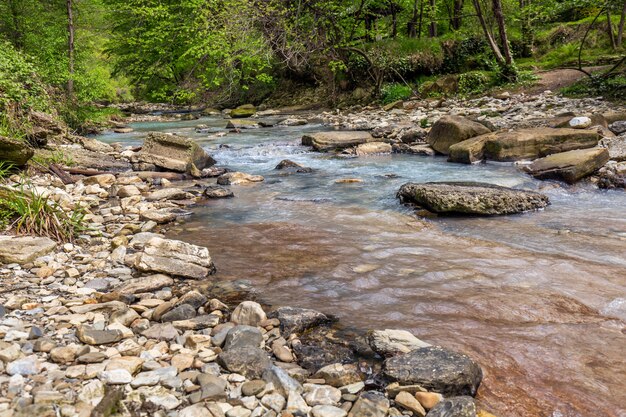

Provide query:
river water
left=98, top=117, right=626, bottom=417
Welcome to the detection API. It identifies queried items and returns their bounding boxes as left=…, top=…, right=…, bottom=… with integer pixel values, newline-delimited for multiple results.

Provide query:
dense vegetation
left=0, top=0, right=624, bottom=118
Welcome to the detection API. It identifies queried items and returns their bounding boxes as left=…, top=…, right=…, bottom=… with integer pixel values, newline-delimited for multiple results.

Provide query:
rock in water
left=367, top=329, right=430, bottom=356
left=134, top=237, right=215, bottom=279
left=0, top=236, right=56, bottom=264
left=427, top=116, right=491, bottom=155
left=354, top=142, right=392, bottom=156
left=448, top=128, right=600, bottom=163
left=216, top=172, right=264, bottom=185
left=203, top=185, right=234, bottom=198
left=302, top=131, right=375, bottom=152
left=136, top=132, right=215, bottom=175
left=397, top=182, right=549, bottom=215
left=425, top=396, right=477, bottom=417
left=269, top=306, right=329, bottom=336
left=525, top=148, right=610, bottom=184
left=383, top=346, right=482, bottom=397
left=0, top=136, right=34, bottom=166
left=230, top=104, right=256, bottom=118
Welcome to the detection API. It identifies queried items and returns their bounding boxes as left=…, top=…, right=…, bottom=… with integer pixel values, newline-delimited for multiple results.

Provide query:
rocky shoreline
left=0, top=91, right=625, bottom=417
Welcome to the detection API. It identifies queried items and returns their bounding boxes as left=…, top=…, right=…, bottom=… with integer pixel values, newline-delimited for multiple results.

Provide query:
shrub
left=458, top=72, right=491, bottom=96
left=380, top=83, right=413, bottom=104
left=0, top=163, right=84, bottom=241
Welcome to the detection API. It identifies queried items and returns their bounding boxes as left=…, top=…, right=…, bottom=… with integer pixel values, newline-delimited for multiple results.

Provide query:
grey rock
left=172, top=315, right=220, bottom=330
left=204, top=186, right=234, bottom=198
left=231, top=301, right=267, bottom=326
left=397, top=182, right=549, bottom=216
left=114, top=274, right=173, bottom=294
left=134, top=237, right=215, bottom=279
left=313, top=363, right=362, bottom=388
left=302, top=131, right=376, bottom=152
left=384, top=346, right=482, bottom=397
left=367, top=329, right=430, bottom=357
left=348, top=391, right=389, bottom=417
left=0, top=236, right=56, bottom=265
left=161, top=304, right=197, bottom=322
left=263, top=365, right=303, bottom=397
left=241, top=380, right=266, bottom=396
left=137, top=132, right=215, bottom=175
left=427, top=116, right=491, bottom=155
left=177, top=290, right=208, bottom=309
left=270, top=306, right=329, bottom=336
left=609, top=120, right=626, bottom=135
left=223, top=325, right=263, bottom=350
left=141, top=323, right=179, bottom=341
left=217, top=346, right=271, bottom=378
left=425, top=396, right=476, bottom=417
left=76, top=327, right=125, bottom=345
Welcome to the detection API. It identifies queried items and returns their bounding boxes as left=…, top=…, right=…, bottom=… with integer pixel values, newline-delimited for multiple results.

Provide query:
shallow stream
left=98, top=117, right=626, bottom=417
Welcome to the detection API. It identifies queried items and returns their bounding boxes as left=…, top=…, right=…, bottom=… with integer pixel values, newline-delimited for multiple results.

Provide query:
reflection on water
left=100, top=116, right=626, bottom=417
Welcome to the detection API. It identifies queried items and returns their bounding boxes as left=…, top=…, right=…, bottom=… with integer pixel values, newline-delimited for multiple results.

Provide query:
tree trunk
left=408, top=0, right=419, bottom=37
left=418, top=0, right=425, bottom=38
left=452, top=0, right=464, bottom=30
left=492, top=0, right=513, bottom=65
left=618, top=0, right=626, bottom=47
left=472, top=0, right=505, bottom=65
left=607, top=9, right=617, bottom=50
left=520, top=0, right=534, bottom=57
left=429, top=0, right=437, bottom=37
left=8, top=0, right=23, bottom=49
left=391, top=7, right=398, bottom=38
left=66, top=0, right=75, bottom=99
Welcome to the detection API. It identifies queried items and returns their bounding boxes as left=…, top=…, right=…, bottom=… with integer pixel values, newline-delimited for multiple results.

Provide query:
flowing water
left=98, top=117, right=626, bottom=417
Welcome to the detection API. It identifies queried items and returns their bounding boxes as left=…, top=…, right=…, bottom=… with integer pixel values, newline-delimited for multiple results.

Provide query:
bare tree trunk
left=492, top=0, right=513, bottom=65
left=391, top=6, right=398, bottom=38
left=67, top=0, right=75, bottom=99
left=8, top=0, right=23, bottom=48
left=429, top=0, right=437, bottom=37
left=618, top=0, right=626, bottom=46
left=408, top=0, right=419, bottom=37
left=452, top=0, right=464, bottom=30
left=418, top=0, right=425, bottom=38
left=472, top=0, right=505, bottom=64
left=607, top=9, right=617, bottom=49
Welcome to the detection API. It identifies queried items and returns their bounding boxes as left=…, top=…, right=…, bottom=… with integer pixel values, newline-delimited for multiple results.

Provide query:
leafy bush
left=380, top=83, right=413, bottom=104
left=0, top=163, right=84, bottom=241
left=458, top=72, right=491, bottom=96
left=562, top=73, right=626, bottom=101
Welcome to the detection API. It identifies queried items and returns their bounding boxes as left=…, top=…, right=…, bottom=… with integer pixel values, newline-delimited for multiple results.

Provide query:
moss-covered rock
left=0, top=136, right=34, bottom=166
left=230, top=104, right=257, bottom=118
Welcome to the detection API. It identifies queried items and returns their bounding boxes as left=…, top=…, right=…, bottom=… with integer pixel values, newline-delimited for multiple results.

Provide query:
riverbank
left=0, top=91, right=625, bottom=417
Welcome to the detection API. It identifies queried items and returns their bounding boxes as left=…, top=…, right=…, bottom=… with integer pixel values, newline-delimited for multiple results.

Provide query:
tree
left=67, top=0, right=75, bottom=98
left=616, top=0, right=626, bottom=47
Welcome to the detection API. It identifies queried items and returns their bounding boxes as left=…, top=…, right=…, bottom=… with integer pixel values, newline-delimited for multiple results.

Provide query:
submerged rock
left=427, top=116, right=491, bottom=155
left=397, top=182, right=550, bottom=215
left=525, top=147, right=610, bottom=184
left=275, top=159, right=313, bottom=173
left=384, top=346, right=482, bottom=397
left=302, top=131, right=375, bottom=152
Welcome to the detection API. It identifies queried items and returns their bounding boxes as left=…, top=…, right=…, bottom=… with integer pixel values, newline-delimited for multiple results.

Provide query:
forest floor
left=523, top=66, right=610, bottom=94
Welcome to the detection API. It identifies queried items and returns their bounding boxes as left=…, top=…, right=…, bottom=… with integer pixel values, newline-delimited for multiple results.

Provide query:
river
left=98, top=116, right=626, bottom=417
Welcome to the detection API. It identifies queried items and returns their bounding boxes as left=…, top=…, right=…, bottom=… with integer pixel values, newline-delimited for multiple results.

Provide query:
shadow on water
left=101, top=116, right=626, bottom=417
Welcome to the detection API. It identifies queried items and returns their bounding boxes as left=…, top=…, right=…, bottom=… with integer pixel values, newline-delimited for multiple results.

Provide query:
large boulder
left=136, top=132, right=215, bottom=175
left=230, top=104, right=256, bottom=118
left=0, top=136, right=34, bottom=167
left=134, top=237, right=215, bottom=279
left=383, top=346, right=482, bottom=397
left=302, top=131, right=376, bottom=152
left=427, top=116, right=491, bottom=155
left=397, top=182, right=549, bottom=215
left=448, top=128, right=600, bottom=163
left=525, top=147, right=609, bottom=184
left=0, top=236, right=56, bottom=264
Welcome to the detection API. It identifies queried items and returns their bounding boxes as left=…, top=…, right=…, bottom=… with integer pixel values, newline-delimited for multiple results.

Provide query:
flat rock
left=114, top=274, right=173, bottom=295
left=141, top=323, right=179, bottom=341
left=223, top=325, right=263, bottom=350
left=134, top=237, right=215, bottom=279
left=397, top=182, right=549, bottom=215
left=204, top=185, right=234, bottom=198
left=425, top=396, right=477, bottom=417
left=76, top=327, right=125, bottom=345
left=384, top=346, right=482, bottom=397
left=313, top=363, right=362, bottom=387
left=354, top=142, right=392, bottom=156
left=348, top=391, right=389, bottom=417
left=226, top=119, right=259, bottom=129
left=448, top=128, right=600, bottom=163
left=525, top=147, right=610, bottom=184
left=146, top=188, right=191, bottom=201
left=302, top=131, right=375, bottom=152
left=427, top=116, right=491, bottom=155
left=161, top=304, right=197, bottom=322
left=0, top=236, right=56, bottom=265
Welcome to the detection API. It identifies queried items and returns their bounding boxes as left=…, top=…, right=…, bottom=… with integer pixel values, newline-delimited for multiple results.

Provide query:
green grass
left=561, top=72, right=626, bottom=102
left=0, top=162, right=84, bottom=241
left=32, top=150, right=74, bottom=167
left=380, top=83, right=413, bottom=104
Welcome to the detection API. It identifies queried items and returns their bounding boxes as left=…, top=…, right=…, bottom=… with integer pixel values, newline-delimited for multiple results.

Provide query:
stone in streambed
left=427, top=116, right=491, bottom=155
left=426, top=396, right=477, bottom=417
left=161, top=304, right=196, bottom=322
left=348, top=391, right=389, bottom=417
left=76, top=327, right=124, bottom=345
left=302, top=131, right=375, bottom=152
left=384, top=346, right=482, bottom=397
left=353, top=142, right=392, bottom=156
left=217, top=346, right=271, bottom=379
left=136, top=132, right=215, bottom=175
left=394, top=391, right=426, bottom=416
left=397, top=182, right=549, bottom=216
left=525, top=147, right=609, bottom=184
left=115, top=274, right=173, bottom=295
left=204, top=185, right=234, bottom=198
left=270, top=306, right=329, bottom=336
left=223, top=325, right=263, bottom=350
left=217, top=172, right=264, bottom=185
left=313, top=363, right=362, bottom=387
left=231, top=301, right=266, bottom=326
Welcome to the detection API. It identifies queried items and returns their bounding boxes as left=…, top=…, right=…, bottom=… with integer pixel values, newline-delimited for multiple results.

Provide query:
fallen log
left=49, top=163, right=75, bottom=185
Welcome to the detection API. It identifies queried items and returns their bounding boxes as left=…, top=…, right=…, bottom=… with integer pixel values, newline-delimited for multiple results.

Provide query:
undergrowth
left=0, top=162, right=84, bottom=242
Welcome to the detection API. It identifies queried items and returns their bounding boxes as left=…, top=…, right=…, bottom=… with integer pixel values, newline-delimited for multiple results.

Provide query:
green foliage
left=32, top=150, right=74, bottom=167
left=59, top=104, right=122, bottom=132
left=0, top=167, right=84, bottom=241
left=380, top=83, right=413, bottom=103
left=562, top=72, right=626, bottom=101
left=458, top=72, right=491, bottom=96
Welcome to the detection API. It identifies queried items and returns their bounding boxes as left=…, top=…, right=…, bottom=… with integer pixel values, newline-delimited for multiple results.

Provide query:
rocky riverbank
left=1, top=90, right=625, bottom=417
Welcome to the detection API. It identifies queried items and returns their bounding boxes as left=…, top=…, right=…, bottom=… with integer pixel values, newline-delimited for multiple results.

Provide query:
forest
left=0, top=0, right=625, bottom=128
